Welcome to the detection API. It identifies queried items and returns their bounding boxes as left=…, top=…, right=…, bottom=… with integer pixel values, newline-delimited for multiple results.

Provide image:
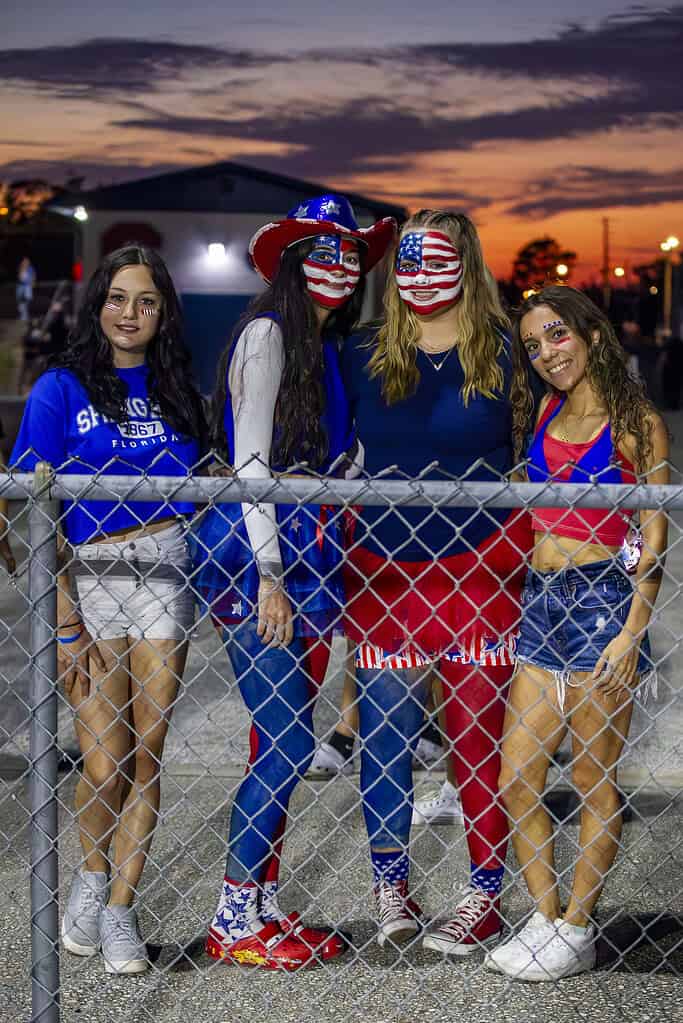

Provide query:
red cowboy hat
left=249, top=194, right=397, bottom=284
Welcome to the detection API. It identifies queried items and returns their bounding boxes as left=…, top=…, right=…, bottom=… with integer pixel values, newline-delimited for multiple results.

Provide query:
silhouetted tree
left=511, top=237, right=577, bottom=292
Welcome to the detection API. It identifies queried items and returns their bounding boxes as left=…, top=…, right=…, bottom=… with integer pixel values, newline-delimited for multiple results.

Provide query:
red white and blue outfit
left=517, top=395, right=653, bottom=700
left=197, top=195, right=396, bottom=970
left=341, top=330, right=532, bottom=927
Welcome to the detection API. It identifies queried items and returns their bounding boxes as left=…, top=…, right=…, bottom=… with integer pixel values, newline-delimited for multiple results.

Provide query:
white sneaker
left=412, top=780, right=462, bottom=825
left=491, top=916, right=596, bottom=981
left=484, top=911, right=557, bottom=974
left=414, top=736, right=443, bottom=767
left=100, top=905, right=149, bottom=975
left=61, top=868, right=108, bottom=956
left=306, top=740, right=353, bottom=778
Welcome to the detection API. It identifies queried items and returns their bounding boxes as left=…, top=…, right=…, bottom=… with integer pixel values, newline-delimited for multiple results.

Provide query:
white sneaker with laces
left=61, top=868, right=108, bottom=956
left=306, top=740, right=353, bottom=778
left=494, top=917, right=596, bottom=981
left=412, top=780, right=462, bottom=825
left=100, top=905, right=149, bottom=975
left=484, top=911, right=557, bottom=974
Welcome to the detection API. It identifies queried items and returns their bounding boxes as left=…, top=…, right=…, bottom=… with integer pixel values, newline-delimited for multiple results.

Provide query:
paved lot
left=1, top=412, right=682, bottom=1022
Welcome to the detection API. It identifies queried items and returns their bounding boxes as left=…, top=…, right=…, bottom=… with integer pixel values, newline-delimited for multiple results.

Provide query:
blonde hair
left=368, top=210, right=510, bottom=405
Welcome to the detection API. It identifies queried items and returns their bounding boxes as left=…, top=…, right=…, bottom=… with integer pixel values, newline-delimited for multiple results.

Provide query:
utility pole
left=601, top=217, right=611, bottom=311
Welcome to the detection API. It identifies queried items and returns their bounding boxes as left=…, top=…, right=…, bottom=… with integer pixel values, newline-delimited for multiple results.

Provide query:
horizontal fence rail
left=3, top=470, right=683, bottom=509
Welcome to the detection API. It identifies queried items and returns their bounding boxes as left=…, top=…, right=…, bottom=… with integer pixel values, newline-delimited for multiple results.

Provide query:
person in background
left=11, top=245, right=206, bottom=975
left=16, top=256, right=36, bottom=321
left=487, top=285, right=667, bottom=981
left=195, top=195, right=395, bottom=970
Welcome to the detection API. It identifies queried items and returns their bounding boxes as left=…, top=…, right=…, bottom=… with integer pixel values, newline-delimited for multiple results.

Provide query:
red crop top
left=527, top=396, right=636, bottom=547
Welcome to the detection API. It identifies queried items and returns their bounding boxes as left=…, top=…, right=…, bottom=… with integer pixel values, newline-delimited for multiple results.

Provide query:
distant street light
left=73, top=205, right=88, bottom=222
left=556, top=263, right=568, bottom=278
left=614, top=266, right=625, bottom=278
left=660, top=235, right=680, bottom=334
left=650, top=285, right=659, bottom=296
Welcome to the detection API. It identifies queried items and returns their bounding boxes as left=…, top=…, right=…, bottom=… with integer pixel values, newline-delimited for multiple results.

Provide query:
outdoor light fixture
left=614, top=266, right=625, bottom=278
left=73, top=205, right=88, bottom=222
left=207, top=242, right=228, bottom=265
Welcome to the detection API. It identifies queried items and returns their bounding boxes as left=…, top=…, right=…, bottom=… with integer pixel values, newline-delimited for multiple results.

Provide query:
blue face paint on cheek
left=528, top=350, right=541, bottom=361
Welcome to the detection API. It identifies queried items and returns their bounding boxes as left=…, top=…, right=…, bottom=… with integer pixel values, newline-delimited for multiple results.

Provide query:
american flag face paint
left=302, top=235, right=361, bottom=309
left=103, top=293, right=161, bottom=317
left=395, top=230, right=463, bottom=315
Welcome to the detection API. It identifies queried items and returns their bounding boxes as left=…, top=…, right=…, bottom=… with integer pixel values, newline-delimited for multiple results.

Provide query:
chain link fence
left=1, top=459, right=682, bottom=1023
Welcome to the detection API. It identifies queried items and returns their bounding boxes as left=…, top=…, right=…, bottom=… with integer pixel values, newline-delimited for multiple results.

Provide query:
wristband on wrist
left=57, top=626, right=84, bottom=644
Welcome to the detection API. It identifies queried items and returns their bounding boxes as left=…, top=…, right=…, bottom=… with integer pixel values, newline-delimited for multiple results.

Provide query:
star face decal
left=320, top=199, right=341, bottom=216
left=293, top=204, right=309, bottom=218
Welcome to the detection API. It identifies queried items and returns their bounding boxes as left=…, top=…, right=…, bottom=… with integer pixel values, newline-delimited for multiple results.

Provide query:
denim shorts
left=516, top=558, right=652, bottom=678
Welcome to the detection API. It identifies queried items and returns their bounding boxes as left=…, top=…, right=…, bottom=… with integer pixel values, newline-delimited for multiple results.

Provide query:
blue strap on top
left=527, top=397, right=624, bottom=484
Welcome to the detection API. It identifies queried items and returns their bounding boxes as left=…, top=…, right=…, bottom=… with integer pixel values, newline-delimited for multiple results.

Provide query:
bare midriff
left=531, top=531, right=621, bottom=573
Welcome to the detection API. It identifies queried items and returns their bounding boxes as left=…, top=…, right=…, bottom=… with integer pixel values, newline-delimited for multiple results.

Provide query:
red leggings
left=439, top=660, right=512, bottom=870
left=247, top=634, right=332, bottom=884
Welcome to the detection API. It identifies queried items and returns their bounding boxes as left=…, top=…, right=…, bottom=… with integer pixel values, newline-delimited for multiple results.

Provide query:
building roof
left=51, top=161, right=406, bottom=222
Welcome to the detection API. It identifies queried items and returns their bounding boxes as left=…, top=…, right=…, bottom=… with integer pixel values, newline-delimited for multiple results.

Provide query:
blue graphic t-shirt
left=11, top=366, right=199, bottom=544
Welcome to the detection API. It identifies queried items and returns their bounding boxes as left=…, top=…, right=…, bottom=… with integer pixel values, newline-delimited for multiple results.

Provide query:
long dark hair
left=511, top=285, right=655, bottom=471
left=55, top=245, right=206, bottom=446
left=212, top=238, right=366, bottom=468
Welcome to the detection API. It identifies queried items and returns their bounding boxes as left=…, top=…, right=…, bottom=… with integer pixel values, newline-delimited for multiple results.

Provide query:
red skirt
left=343, top=510, right=532, bottom=655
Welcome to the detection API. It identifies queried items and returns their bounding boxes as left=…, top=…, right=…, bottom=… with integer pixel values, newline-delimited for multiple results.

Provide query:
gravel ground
left=0, top=772, right=681, bottom=1023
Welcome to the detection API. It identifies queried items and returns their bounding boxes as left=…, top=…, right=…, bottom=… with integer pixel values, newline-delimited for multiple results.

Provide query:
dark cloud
left=507, top=165, right=683, bottom=217
left=101, top=7, right=682, bottom=180
left=0, top=157, right=183, bottom=188
left=405, top=6, right=683, bottom=82
left=0, top=38, right=287, bottom=98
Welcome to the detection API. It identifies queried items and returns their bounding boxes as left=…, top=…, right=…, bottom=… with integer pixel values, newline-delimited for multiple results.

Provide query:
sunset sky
left=2, top=1, right=682, bottom=280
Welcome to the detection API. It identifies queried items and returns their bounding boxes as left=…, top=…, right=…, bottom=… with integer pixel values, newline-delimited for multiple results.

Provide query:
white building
left=54, top=162, right=405, bottom=391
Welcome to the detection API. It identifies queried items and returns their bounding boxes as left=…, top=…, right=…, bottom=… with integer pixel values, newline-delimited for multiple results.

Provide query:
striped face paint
left=103, top=294, right=161, bottom=316
left=303, top=235, right=361, bottom=309
left=395, top=230, right=463, bottom=315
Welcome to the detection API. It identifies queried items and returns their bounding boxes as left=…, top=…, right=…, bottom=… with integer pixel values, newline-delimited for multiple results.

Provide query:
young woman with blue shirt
left=341, top=210, right=532, bottom=954
left=11, top=245, right=206, bottom=975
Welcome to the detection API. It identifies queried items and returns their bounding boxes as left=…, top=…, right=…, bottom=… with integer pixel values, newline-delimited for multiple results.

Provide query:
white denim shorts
left=72, top=521, right=195, bottom=641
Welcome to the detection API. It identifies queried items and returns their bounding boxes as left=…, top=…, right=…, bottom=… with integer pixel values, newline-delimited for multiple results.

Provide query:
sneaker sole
left=412, top=813, right=463, bottom=826
left=423, top=929, right=502, bottom=957
left=504, top=956, right=595, bottom=982
left=61, top=921, right=99, bottom=958
left=305, top=764, right=353, bottom=779
left=377, top=922, right=420, bottom=948
left=104, top=958, right=149, bottom=975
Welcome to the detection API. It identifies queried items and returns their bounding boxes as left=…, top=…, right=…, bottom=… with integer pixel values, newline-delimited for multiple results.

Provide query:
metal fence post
left=29, top=462, right=60, bottom=1023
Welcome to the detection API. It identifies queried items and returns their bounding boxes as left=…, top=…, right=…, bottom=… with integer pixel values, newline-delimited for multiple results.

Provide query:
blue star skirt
left=190, top=500, right=346, bottom=637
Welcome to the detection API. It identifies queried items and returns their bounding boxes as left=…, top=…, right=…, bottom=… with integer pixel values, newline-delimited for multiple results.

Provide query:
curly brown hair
left=368, top=210, right=510, bottom=405
left=511, top=285, right=656, bottom=472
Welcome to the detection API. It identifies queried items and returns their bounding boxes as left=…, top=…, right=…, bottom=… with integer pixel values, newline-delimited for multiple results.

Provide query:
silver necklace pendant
left=423, top=345, right=455, bottom=372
